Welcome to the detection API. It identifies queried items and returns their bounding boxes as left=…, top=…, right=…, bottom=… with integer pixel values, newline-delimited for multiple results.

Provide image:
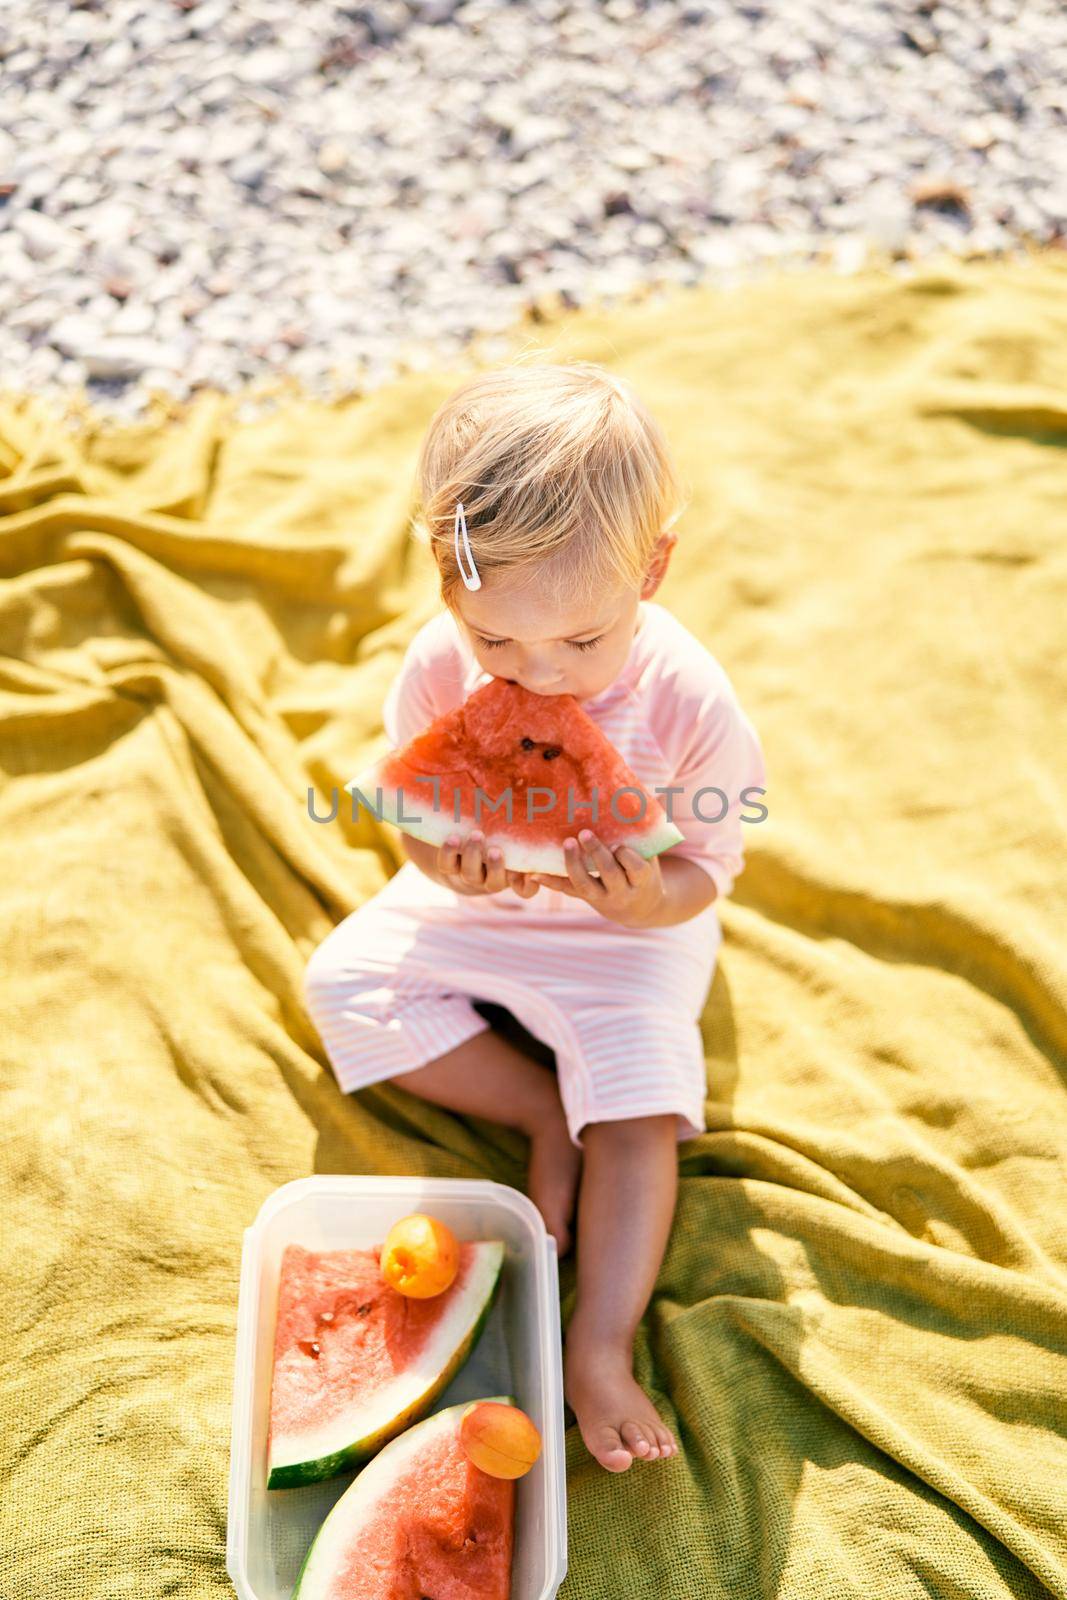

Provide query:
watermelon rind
left=291, top=1394, right=516, bottom=1600
left=346, top=757, right=685, bottom=876
left=267, top=1240, right=505, bottom=1490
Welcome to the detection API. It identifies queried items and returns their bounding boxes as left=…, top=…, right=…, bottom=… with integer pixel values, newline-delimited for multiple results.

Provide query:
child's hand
left=438, top=831, right=541, bottom=898
left=529, top=830, right=666, bottom=927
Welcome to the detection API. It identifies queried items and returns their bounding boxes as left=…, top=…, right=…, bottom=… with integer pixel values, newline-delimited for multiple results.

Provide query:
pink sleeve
left=381, top=615, right=467, bottom=748
left=660, top=680, right=768, bottom=902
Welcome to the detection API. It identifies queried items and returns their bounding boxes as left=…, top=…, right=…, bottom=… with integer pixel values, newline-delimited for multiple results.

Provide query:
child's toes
left=620, top=1420, right=653, bottom=1458
left=653, top=1423, right=677, bottom=1457
left=589, top=1423, right=633, bottom=1473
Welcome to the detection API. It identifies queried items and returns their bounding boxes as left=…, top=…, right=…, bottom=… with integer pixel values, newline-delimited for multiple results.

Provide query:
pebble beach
left=1, top=0, right=1065, bottom=422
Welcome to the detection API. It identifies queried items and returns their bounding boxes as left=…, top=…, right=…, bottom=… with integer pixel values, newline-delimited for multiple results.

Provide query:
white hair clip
left=454, top=501, right=481, bottom=590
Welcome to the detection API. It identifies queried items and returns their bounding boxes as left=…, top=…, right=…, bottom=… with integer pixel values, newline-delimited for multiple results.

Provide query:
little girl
left=304, top=361, right=767, bottom=1474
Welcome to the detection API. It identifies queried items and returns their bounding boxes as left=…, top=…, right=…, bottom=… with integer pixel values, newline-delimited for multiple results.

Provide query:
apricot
left=459, top=1401, right=542, bottom=1479
left=379, top=1213, right=460, bottom=1298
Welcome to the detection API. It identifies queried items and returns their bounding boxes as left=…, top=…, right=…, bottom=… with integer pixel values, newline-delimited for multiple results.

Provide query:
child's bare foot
left=527, top=1106, right=582, bottom=1257
left=563, top=1326, right=679, bottom=1472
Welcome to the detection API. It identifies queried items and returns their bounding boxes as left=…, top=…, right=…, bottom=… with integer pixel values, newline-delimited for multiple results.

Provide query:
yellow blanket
left=2, top=252, right=1066, bottom=1599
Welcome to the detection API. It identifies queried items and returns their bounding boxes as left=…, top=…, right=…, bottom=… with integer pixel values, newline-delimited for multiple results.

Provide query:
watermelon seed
left=520, top=737, right=536, bottom=750
left=543, top=747, right=561, bottom=760
left=329, top=1291, right=376, bottom=1322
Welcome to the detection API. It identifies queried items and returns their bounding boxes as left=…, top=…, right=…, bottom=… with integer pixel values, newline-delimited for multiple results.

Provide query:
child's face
left=453, top=577, right=644, bottom=702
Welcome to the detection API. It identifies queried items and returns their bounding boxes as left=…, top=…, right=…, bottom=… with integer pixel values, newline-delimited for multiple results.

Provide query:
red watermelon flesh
left=267, top=1240, right=504, bottom=1489
left=292, top=1399, right=515, bottom=1600
left=347, top=676, right=684, bottom=876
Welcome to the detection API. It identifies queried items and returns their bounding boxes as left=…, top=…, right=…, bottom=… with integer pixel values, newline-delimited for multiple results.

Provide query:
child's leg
left=562, top=1114, right=681, bottom=1471
left=393, top=1030, right=583, bottom=1255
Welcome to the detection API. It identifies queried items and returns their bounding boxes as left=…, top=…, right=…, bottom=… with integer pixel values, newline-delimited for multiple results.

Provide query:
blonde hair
left=411, top=360, right=689, bottom=614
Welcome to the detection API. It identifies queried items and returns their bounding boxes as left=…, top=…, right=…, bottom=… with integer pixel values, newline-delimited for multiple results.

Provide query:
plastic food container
left=226, top=1175, right=568, bottom=1600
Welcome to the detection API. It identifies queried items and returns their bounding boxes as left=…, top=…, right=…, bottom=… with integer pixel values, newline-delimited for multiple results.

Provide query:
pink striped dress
left=304, top=601, right=768, bottom=1148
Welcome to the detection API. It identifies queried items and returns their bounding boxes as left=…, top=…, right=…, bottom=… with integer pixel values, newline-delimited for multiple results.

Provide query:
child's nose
left=509, top=659, right=565, bottom=692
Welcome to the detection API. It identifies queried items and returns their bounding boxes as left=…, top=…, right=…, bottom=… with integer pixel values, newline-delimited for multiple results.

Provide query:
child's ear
left=642, top=532, right=677, bottom=596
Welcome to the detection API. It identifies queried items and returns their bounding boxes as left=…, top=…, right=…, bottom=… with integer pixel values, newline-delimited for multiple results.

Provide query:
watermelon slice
left=347, top=676, right=684, bottom=875
left=267, top=1240, right=504, bottom=1489
left=292, top=1397, right=516, bottom=1600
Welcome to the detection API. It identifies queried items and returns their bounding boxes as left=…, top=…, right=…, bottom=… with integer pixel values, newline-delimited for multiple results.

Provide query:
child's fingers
left=562, top=836, right=607, bottom=899
left=438, top=834, right=464, bottom=876
left=438, top=831, right=486, bottom=892
left=530, top=871, right=583, bottom=896
left=507, top=870, right=540, bottom=897
left=575, top=830, right=625, bottom=892
left=614, top=844, right=653, bottom=888
left=458, top=830, right=490, bottom=888
left=444, top=836, right=536, bottom=897
left=484, top=844, right=511, bottom=893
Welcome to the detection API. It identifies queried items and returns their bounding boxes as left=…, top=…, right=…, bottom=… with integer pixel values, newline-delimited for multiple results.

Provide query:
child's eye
left=476, top=634, right=605, bottom=653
